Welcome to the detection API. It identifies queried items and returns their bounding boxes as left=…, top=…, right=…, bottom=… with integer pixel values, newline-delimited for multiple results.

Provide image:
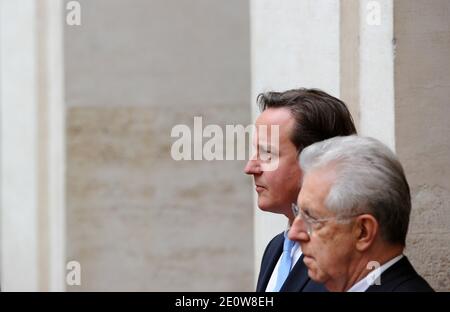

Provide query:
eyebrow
left=301, top=206, right=317, bottom=219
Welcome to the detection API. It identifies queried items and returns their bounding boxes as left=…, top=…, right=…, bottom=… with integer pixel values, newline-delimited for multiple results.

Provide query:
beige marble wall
left=394, top=0, right=450, bottom=291
left=65, top=0, right=253, bottom=291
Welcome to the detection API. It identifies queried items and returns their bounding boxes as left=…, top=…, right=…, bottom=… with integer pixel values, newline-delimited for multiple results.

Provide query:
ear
left=353, top=214, right=379, bottom=252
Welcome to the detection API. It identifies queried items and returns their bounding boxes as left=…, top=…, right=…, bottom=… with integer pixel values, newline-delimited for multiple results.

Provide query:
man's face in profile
left=289, top=167, right=356, bottom=291
left=244, top=107, right=301, bottom=219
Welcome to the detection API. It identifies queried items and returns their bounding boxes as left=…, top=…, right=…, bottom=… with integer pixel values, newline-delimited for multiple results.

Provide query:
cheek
left=265, top=171, right=284, bottom=190
left=263, top=172, right=278, bottom=190
left=289, top=163, right=301, bottom=183
left=263, top=161, right=300, bottom=199
left=279, top=163, right=301, bottom=189
left=304, top=253, right=331, bottom=282
left=313, top=233, right=352, bottom=277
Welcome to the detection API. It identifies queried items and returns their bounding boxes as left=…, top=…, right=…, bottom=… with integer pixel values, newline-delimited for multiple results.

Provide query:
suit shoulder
left=368, top=257, right=435, bottom=292
left=267, top=232, right=284, bottom=247
left=392, top=275, right=434, bottom=292
left=260, top=232, right=284, bottom=262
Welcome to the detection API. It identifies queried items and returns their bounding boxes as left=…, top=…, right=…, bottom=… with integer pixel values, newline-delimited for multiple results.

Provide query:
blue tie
left=274, top=233, right=295, bottom=291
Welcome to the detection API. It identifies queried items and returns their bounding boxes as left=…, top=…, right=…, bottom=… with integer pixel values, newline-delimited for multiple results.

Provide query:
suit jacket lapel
left=256, top=234, right=283, bottom=292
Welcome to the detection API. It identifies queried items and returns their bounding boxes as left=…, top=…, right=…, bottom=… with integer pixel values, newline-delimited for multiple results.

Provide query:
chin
left=304, top=261, right=326, bottom=284
left=257, top=204, right=275, bottom=213
left=257, top=203, right=283, bottom=214
left=257, top=198, right=272, bottom=212
left=308, top=269, right=328, bottom=285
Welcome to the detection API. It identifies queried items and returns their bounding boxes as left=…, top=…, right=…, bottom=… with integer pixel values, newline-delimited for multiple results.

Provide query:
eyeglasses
left=291, top=203, right=359, bottom=236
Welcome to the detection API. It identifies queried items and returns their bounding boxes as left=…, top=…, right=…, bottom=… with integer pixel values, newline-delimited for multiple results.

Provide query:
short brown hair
left=257, top=88, right=357, bottom=150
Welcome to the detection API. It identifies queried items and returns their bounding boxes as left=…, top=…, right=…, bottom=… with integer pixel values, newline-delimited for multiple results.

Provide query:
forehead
left=255, top=108, right=295, bottom=144
left=256, top=107, right=294, bottom=128
left=298, top=167, right=336, bottom=213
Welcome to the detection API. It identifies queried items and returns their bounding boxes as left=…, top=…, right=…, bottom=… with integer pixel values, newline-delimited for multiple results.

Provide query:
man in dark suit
left=289, top=136, right=434, bottom=292
left=244, top=88, right=357, bottom=292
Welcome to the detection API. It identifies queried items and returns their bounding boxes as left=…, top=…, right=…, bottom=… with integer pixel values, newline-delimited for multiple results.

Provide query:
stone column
left=0, top=0, right=65, bottom=291
left=359, top=0, right=395, bottom=150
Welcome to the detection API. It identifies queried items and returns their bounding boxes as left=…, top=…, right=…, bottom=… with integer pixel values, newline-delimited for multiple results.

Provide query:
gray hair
left=299, top=135, right=411, bottom=245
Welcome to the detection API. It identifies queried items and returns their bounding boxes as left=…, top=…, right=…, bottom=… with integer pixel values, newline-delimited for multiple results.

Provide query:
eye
left=259, top=148, right=272, bottom=161
left=259, top=147, right=271, bottom=154
left=303, top=211, right=320, bottom=224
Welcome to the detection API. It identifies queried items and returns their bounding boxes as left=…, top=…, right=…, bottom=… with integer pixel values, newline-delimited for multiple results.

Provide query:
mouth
left=302, top=255, right=314, bottom=268
left=302, top=253, right=314, bottom=260
left=255, top=184, right=266, bottom=192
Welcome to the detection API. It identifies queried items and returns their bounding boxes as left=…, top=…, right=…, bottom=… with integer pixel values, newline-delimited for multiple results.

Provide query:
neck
left=285, top=207, right=295, bottom=225
left=327, top=243, right=404, bottom=292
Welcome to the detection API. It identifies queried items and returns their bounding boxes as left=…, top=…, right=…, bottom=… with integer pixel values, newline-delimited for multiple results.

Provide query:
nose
left=244, top=153, right=262, bottom=175
left=288, top=216, right=310, bottom=243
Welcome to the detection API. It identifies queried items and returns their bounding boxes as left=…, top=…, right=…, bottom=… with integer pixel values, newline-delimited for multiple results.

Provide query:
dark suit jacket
left=256, top=232, right=327, bottom=292
left=366, top=256, right=434, bottom=292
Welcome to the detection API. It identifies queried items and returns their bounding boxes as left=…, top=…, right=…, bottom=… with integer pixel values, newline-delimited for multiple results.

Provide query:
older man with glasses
left=288, top=135, right=434, bottom=292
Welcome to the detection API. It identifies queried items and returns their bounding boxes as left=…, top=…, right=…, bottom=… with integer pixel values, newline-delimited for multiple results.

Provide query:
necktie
left=274, top=233, right=295, bottom=291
